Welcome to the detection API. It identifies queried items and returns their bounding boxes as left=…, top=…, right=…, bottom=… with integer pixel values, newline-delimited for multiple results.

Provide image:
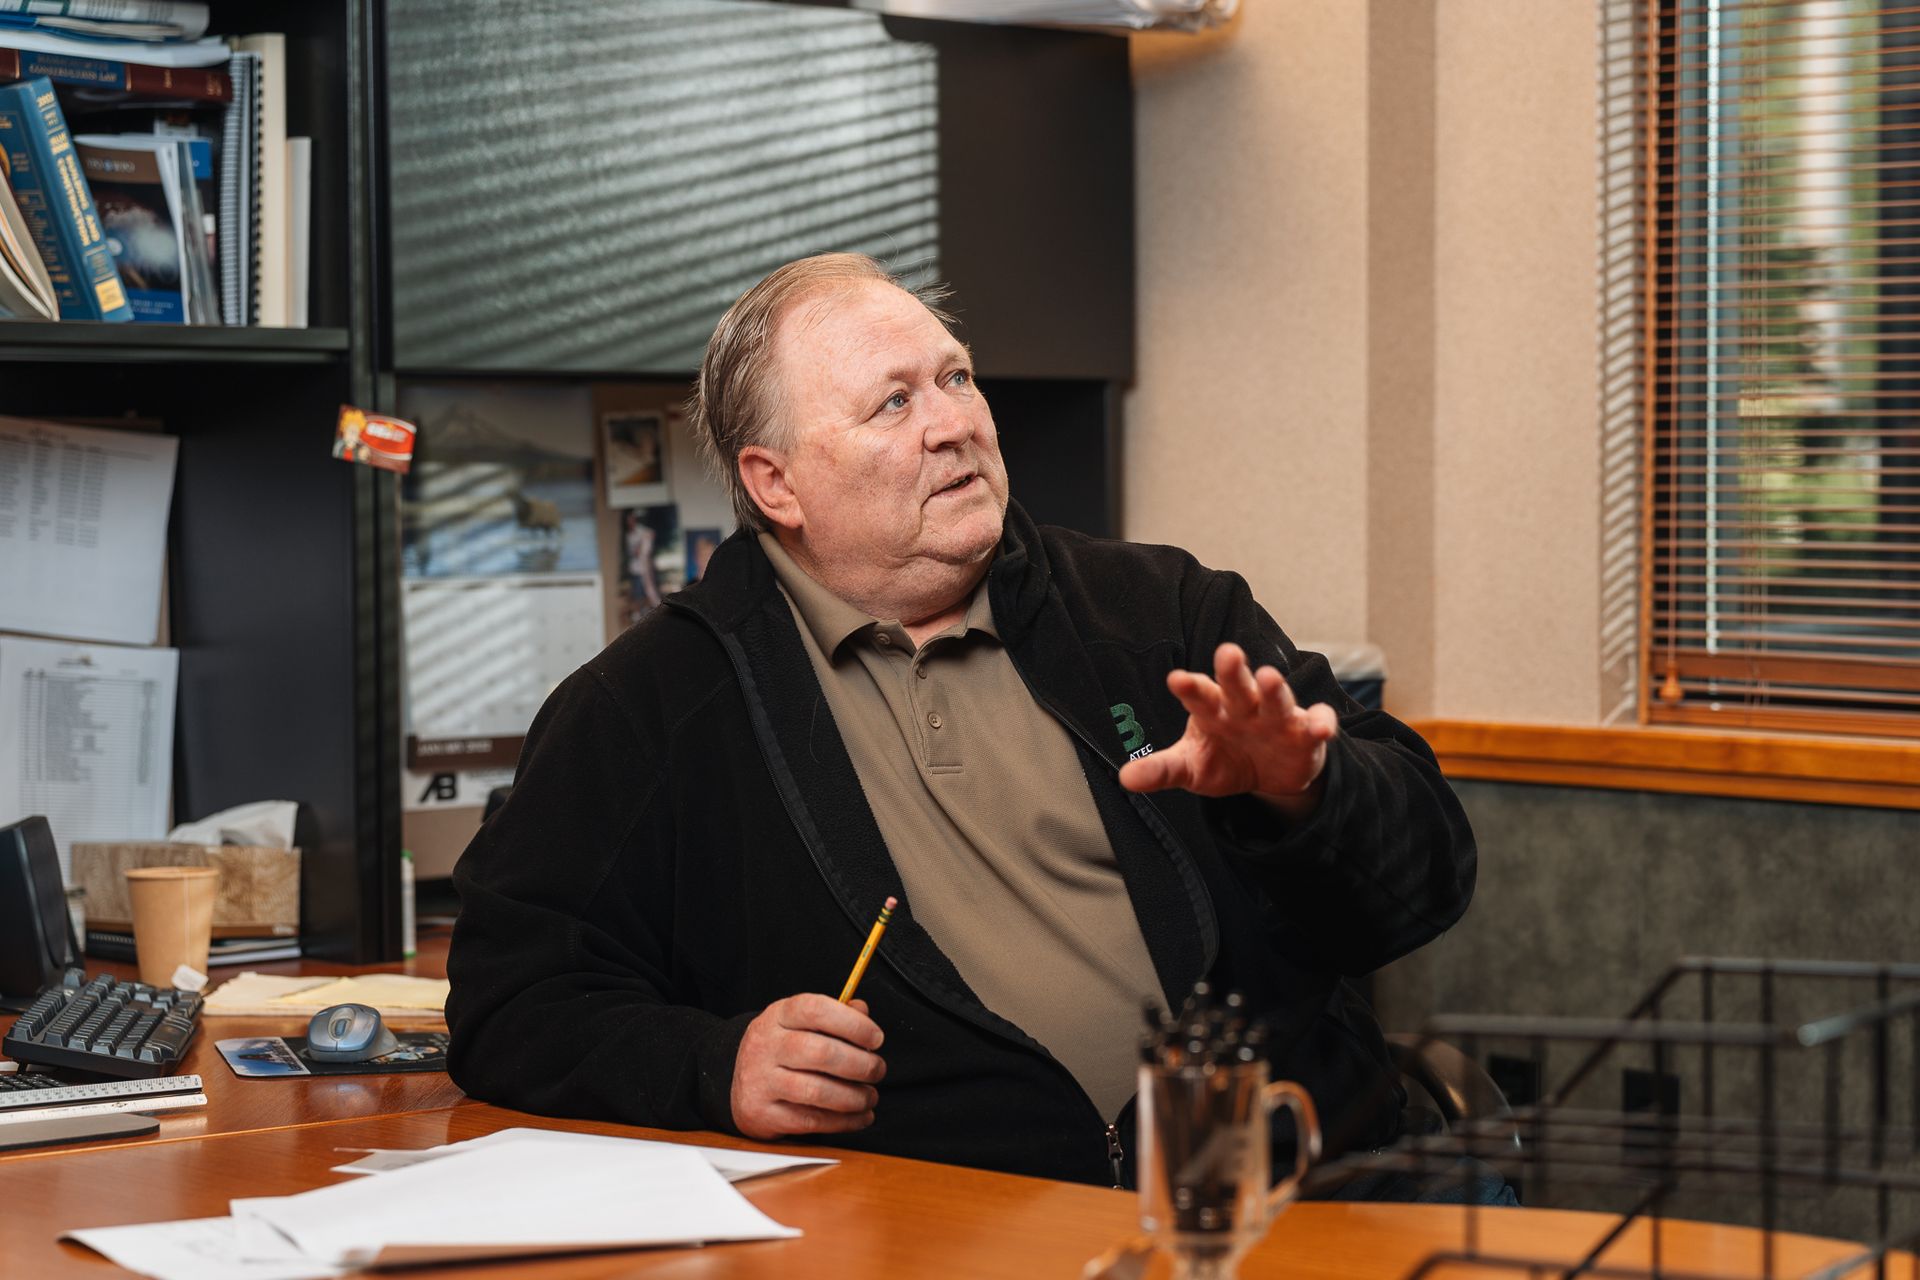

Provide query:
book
left=85, top=929, right=302, bottom=966
left=0, top=28, right=227, bottom=68
left=287, top=133, right=307, bottom=327
left=230, top=34, right=283, bottom=325
left=76, top=134, right=209, bottom=322
left=0, top=77, right=130, bottom=320
left=0, top=44, right=229, bottom=104
left=0, top=1, right=211, bottom=42
left=0, top=161, right=55, bottom=318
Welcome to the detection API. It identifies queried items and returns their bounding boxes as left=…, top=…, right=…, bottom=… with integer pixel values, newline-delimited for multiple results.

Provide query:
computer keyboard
left=0, top=1073, right=206, bottom=1124
left=2, top=972, right=204, bottom=1078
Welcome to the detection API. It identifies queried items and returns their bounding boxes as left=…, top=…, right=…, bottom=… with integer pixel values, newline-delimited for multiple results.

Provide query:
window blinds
left=1647, top=0, right=1920, bottom=737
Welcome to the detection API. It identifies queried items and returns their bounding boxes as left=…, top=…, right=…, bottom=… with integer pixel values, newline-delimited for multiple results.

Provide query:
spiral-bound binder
left=217, top=49, right=259, bottom=326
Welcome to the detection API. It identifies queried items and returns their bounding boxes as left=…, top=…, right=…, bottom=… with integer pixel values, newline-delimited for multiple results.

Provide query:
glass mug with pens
left=1134, top=986, right=1321, bottom=1280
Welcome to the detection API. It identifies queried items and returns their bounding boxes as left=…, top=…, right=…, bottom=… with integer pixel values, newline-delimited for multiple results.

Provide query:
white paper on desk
left=232, top=1135, right=799, bottom=1266
left=0, top=417, right=178, bottom=645
left=330, top=1125, right=836, bottom=1182
left=61, top=1216, right=347, bottom=1280
left=0, top=636, right=177, bottom=883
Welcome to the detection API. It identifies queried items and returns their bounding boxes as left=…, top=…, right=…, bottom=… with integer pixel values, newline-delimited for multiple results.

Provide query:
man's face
left=767, top=279, right=1009, bottom=585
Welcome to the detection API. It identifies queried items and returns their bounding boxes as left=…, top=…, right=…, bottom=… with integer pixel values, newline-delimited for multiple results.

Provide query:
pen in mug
left=838, top=896, right=898, bottom=1004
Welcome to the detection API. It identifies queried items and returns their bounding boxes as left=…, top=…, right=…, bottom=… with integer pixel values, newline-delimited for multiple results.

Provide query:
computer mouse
left=306, top=1002, right=399, bottom=1063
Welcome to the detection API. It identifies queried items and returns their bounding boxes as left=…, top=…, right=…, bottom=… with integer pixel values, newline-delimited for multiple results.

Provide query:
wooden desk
left=1, top=1103, right=1909, bottom=1279
left=4, top=938, right=1909, bottom=1277
left=0, top=929, right=471, bottom=1157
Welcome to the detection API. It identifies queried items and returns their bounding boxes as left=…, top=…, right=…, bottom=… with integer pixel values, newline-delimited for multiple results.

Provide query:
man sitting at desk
left=446, top=253, right=1477, bottom=1191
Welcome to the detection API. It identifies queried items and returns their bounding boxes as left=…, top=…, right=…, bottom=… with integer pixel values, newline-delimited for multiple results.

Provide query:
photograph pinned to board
left=686, top=528, right=722, bottom=583
left=617, top=504, right=682, bottom=630
left=396, top=383, right=606, bottom=821
left=602, top=409, right=670, bottom=507
left=399, top=383, right=599, bottom=580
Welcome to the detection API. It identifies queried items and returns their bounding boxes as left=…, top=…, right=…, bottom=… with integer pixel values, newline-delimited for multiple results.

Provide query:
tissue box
left=72, top=842, right=299, bottom=938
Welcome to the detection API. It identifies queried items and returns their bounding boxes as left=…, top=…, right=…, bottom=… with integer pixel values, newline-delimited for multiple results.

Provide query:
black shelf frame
left=0, top=0, right=400, bottom=964
left=0, top=322, right=351, bottom=364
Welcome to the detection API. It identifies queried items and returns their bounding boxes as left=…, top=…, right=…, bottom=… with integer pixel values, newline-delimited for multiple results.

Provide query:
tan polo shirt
left=761, top=534, right=1164, bottom=1122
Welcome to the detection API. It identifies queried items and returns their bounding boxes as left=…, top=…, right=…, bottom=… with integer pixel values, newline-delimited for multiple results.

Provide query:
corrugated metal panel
left=387, top=0, right=939, bottom=373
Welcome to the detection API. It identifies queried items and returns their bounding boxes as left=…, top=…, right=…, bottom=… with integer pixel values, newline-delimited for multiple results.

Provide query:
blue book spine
left=0, top=77, right=131, bottom=321
left=183, top=136, right=211, bottom=183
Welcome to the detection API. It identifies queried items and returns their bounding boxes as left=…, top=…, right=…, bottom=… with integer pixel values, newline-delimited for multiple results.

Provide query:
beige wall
left=1129, top=1, right=1606, bottom=724
left=1128, top=4, right=1372, bottom=646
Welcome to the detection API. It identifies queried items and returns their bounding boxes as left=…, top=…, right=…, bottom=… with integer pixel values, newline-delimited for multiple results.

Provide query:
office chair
left=1387, top=1032, right=1522, bottom=1154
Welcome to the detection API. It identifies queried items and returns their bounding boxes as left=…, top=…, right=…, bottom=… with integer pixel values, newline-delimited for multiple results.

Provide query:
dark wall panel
left=1373, top=779, right=1920, bottom=1234
left=985, top=378, right=1119, bottom=537
left=894, top=16, right=1133, bottom=381
left=1377, top=781, right=1920, bottom=1030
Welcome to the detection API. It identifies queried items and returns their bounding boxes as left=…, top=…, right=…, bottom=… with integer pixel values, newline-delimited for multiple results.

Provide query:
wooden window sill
left=1409, top=720, right=1920, bottom=811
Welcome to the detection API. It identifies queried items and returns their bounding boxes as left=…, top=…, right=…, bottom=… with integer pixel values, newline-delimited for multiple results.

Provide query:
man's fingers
left=774, top=1067, right=879, bottom=1114
left=782, top=1030, right=887, bottom=1083
left=1166, top=670, right=1226, bottom=724
left=1303, top=701, right=1340, bottom=739
left=736, top=995, right=888, bottom=1140
left=1119, top=745, right=1195, bottom=794
left=778, top=992, right=884, bottom=1050
left=1254, top=664, right=1296, bottom=715
left=760, top=1102, right=876, bottom=1136
left=1215, top=644, right=1261, bottom=718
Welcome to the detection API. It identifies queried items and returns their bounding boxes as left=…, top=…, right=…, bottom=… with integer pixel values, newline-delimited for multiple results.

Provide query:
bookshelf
left=0, top=323, right=350, bottom=361
left=3, top=0, right=1135, bottom=963
left=0, top=0, right=397, bottom=963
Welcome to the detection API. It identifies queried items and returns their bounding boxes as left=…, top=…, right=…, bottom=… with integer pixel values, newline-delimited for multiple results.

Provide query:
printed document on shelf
left=0, top=416, right=177, bottom=645
left=0, top=636, right=177, bottom=882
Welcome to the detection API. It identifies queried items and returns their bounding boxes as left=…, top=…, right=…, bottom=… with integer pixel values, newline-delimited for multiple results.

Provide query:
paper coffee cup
left=125, top=866, right=220, bottom=988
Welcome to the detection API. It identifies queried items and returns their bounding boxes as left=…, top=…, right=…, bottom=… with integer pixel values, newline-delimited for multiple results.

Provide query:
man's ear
left=738, top=445, right=804, bottom=532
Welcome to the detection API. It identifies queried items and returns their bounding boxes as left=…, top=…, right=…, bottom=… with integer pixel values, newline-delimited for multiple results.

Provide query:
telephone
left=0, top=816, right=80, bottom=1011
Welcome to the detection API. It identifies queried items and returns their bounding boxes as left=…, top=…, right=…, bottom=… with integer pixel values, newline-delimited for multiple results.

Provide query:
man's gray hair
left=691, top=252, right=958, bottom=533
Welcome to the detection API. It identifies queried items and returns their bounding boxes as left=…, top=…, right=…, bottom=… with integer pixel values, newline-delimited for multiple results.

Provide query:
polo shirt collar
left=757, top=532, right=998, bottom=656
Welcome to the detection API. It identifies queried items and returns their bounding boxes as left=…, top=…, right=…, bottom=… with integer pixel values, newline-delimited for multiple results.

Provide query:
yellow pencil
left=838, top=896, right=898, bottom=1003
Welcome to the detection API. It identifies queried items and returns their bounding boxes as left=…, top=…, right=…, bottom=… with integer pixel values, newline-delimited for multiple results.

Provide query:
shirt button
left=927, top=712, right=943, bottom=729
left=875, top=633, right=892, bottom=647
left=916, top=667, right=929, bottom=680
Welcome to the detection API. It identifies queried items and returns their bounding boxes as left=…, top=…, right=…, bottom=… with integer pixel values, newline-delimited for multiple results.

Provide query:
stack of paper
left=329, top=1125, right=835, bottom=1184
left=64, top=1129, right=821, bottom=1280
left=202, top=971, right=451, bottom=1018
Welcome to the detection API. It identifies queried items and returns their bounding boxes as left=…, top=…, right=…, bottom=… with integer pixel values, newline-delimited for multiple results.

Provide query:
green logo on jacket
left=1110, top=703, right=1152, bottom=759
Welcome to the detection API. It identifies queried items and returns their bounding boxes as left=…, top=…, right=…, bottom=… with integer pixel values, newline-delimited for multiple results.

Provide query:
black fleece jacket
left=446, top=503, right=1476, bottom=1187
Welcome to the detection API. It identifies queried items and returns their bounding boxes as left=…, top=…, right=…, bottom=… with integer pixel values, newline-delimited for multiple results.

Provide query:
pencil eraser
left=885, top=896, right=898, bottom=909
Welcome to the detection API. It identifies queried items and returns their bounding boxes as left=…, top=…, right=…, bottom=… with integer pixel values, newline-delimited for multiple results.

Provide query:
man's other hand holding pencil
left=729, top=896, right=897, bottom=1141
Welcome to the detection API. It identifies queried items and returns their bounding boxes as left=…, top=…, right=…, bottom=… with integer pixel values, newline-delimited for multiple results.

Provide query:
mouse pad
left=216, top=1032, right=450, bottom=1078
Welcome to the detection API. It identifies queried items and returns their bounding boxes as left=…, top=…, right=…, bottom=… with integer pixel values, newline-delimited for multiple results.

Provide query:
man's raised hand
left=1116, top=642, right=1338, bottom=822
left=731, top=993, right=886, bottom=1140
